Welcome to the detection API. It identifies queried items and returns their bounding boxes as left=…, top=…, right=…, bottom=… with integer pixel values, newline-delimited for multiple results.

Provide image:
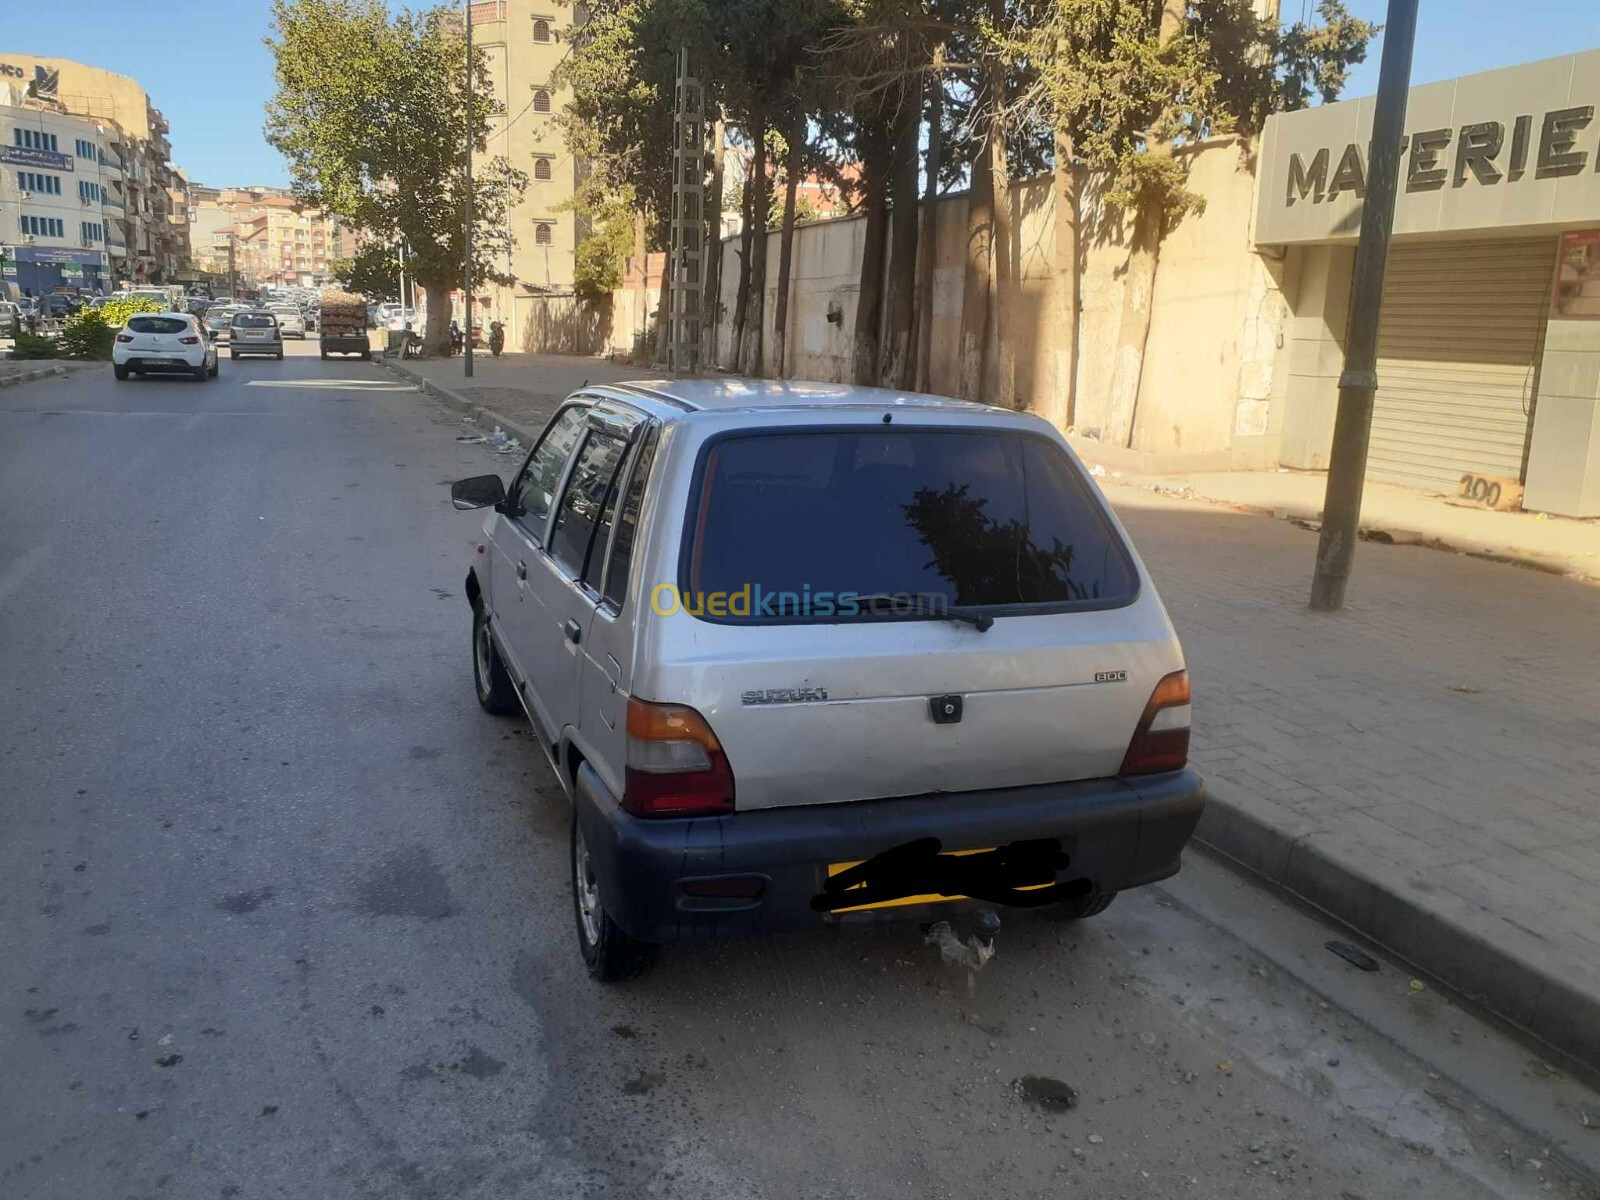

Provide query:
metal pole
left=463, top=0, right=475, bottom=377
left=1308, top=0, right=1420, bottom=612
left=228, top=233, right=236, bottom=299
left=398, top=241, right=406, bottom=316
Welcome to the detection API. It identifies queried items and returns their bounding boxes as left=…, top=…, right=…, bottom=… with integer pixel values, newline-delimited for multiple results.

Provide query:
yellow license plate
left=824, top=847, right=1055, bottom=914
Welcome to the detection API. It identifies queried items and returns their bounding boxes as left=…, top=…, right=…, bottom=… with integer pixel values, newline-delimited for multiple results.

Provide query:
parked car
left=269, top=304, right=307, bottom=338
left=0, top=300, right=21, bottom=336
left=229, top=310, right=284, bottom=360
left=449, top=379, right=1204, bottom=980
left=203, top=306, right=238, bottom=340
left=112, top=312, right=218, bottom=381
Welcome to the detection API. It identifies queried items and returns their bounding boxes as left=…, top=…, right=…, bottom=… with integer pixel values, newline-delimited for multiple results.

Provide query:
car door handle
left=516, top=560, right=527, bottom=581
left=564, top=619, right=583, bottom=644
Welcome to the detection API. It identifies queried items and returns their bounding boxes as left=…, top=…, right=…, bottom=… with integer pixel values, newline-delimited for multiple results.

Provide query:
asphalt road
left=1, top=344, right=1595, bottom=1200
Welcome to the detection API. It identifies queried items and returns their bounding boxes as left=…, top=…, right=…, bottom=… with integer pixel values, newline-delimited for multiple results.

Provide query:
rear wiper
left=848, top=593, right=994, bottom=632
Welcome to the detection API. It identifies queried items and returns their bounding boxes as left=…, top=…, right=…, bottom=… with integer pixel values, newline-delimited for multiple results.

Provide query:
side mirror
left=451, top=474, right=507, bottom=510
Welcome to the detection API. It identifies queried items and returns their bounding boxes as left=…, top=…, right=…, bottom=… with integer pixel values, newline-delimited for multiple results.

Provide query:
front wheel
left=572, top=814, right=658, bottom=982
left=472, top=605, right=521, bottom=716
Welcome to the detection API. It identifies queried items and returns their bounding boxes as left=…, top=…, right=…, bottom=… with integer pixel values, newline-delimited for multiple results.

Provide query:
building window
left=14, top=128, right=60, bottom=152
left=535, top=222, right=552, bottom=245
left=534, top=157, right=552, bottom=181
left=532, top=89, right=551, bottom=114
left=532, top=17, right=551, bottom=41
left=20, top=215, right=65, bottom=238
left=78, top=180, right=101, bottom=203
left=75, top=138, right=97, bottom=161
left=81, top=221, right=102, bottom=242
left=18, top=171, right=62, bottom=195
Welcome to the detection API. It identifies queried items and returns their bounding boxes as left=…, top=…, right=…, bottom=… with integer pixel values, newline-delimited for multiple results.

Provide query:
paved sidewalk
left=1113, top=488, right=1600, bottom=1070
left=1068, top=436, right=1600, bottom=582
left=393, top=353, right=1600, bottom=1067
left=383, top=350, right=639, bottom=439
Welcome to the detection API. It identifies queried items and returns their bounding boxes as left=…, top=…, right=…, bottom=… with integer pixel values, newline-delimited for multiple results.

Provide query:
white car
left=113, top=312, right=219, bottom=381
left=269, top=305, right=307, bottom=338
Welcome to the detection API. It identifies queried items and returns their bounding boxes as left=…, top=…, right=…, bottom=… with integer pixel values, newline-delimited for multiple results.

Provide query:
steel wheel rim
left=575, top=825, right=601, bottom=946
left=474, top=619, right=493, bottom=699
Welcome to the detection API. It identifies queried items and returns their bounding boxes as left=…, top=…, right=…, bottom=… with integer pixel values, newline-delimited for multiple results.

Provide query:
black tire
left=360, top=350, right=371, bottom=361
left=113, top=363, right=129, bottom=380
left=192, top=363, right=207, bottom=382
left=275, top=350, right=284, bottom=360
left=230, top=352, right=239, bottom=361
left=572, top=813, right=658, bottom=982
left=1047, top=891, right=1118, bottom=921
left=472, top=604, right=521, bottom=716
left=208, top=359, right=219, bottom=378
left=320, top=348, right=329, bottom=359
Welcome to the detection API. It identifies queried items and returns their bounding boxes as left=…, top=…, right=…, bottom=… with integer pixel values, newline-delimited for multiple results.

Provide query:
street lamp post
left=1308, top=0, right=1422, bottom=612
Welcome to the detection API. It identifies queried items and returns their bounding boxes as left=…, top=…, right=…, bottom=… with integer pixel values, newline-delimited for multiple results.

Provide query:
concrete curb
left=1195, top=792, right=1600, bottom=1074
left=0, top=364, right=67, bottom=389
left=376, top=356, right=543, bottom=447
left=1113, top=480, right=1596, bottom=582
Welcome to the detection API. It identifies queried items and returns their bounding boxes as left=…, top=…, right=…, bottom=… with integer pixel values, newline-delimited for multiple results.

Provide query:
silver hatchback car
left=229, top=310, right=284, bottom=360
left=451, top=380, right=1204, bottom=980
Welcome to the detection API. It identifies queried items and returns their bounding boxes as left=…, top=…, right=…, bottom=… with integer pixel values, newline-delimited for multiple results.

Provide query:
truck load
left=318, top=288, right=371, bottom=360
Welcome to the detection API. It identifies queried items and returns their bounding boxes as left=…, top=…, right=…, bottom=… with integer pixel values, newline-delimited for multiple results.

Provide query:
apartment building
left=1, top=88, right=120, bottom=295
left=189, top=185, right=341, bottom=289
left=466, top=0, right=580, bottom=333
left=0, top=54, right=188, bottom=285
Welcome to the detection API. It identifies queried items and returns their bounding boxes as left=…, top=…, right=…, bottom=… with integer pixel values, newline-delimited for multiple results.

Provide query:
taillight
left=115, top=334, right=134, bottom=343
left=624, top=698, right=735, bottom=817
left=1120, top=670, right=1191, bottom=776
left=179, top=335, right=200, bottom=344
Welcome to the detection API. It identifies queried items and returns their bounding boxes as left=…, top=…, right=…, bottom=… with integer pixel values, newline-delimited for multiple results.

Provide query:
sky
left=4, top=0, right=1598, bottom=190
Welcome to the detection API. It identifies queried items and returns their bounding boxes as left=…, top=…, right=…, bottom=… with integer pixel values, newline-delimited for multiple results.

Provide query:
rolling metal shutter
left=1368, top=237, right=1555, bottom=490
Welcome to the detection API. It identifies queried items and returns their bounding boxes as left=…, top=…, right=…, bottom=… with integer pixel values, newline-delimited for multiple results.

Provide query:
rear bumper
left=574, top=765, right=1205, bottom=944
left=115, top=352, right=205, bottom=370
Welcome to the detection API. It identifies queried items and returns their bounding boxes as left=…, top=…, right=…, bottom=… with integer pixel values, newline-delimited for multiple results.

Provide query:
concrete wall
left=687, top=136, right=1278, bottom=461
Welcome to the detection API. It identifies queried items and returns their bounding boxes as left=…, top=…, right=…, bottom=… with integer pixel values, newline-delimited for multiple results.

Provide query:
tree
left=331, top=240, right=400, bottom=299
left=265, top=0, right=528, bottom=355
left=1024, top=0, right=1377, bottom=444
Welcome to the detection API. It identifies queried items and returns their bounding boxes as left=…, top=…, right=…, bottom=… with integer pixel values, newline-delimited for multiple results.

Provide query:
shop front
left=1256, top=50, right=1600, bottom=516
left=3, top=245, right=108, bottom=297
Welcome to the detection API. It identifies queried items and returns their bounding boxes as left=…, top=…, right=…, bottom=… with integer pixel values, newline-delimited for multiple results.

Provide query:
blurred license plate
left=822, top=842, right=1062, bottom=913
left=144, top=357, right=178, bottom=365
left=245, top=331, right=266, bottom=339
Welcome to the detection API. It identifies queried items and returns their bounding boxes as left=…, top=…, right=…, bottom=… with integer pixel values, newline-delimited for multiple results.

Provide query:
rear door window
left=602, top=426, right=660, bottom=608
left=549, top=430, right=629, bottom=577
left=232, top=313, right=276, bottom=328
left=684, top=428, right=1138, bottom=619
left=127, top=316, right=189, bottom=335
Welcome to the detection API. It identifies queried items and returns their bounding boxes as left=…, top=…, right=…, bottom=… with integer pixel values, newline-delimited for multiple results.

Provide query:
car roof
left=584, top=377, right=1007, bottom=420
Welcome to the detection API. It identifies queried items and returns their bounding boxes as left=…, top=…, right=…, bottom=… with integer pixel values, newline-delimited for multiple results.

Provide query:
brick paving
left=1114, top=488, right=1600, bottom=1061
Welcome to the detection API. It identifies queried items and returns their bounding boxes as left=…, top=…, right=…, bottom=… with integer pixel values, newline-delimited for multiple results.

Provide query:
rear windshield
left=127, top=316, right=189, bottom=334
left=232, top=313, right=277, bottom=328
left=684, top=429, right=1138, bottom=619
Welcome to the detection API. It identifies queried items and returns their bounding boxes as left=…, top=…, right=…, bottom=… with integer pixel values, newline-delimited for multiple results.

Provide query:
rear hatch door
left=643, top=421, right=1183, bottom=810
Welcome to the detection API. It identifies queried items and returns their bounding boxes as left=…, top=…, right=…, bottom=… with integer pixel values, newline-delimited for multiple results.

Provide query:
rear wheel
left=192, top=362, right=207, bottom=382
left=472, top=604, right=521, bottom=716
left=208, top=359, right=219, bottom=378
left=275, top=350, right=284, bottom=360
left=1048, top=891, right=1117, bottom=921
left=230, top=351, right=239, bottom=361
left=572, top=814, right=658, bottom=981
left=113, top=363, right=129, bottom=380
left=320, top=347, right=329, bottom=359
